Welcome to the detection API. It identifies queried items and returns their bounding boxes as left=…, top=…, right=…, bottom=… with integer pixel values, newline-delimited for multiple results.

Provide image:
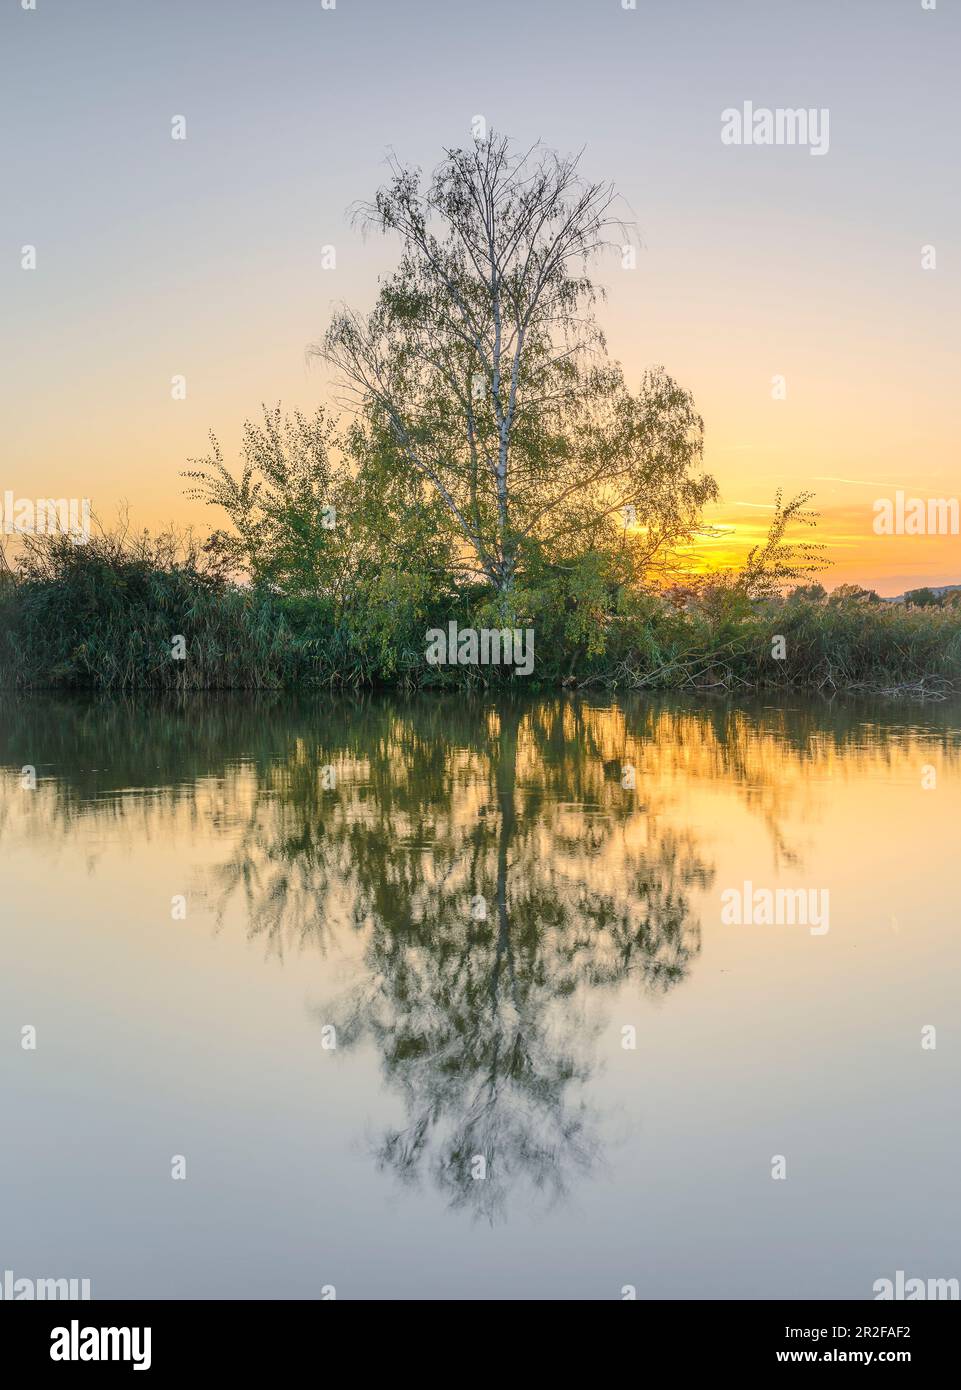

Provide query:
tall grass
left=0, top=531, right=313, bottom=690
left=2, top=529, right=960, bottom=694
left=591, top=594, right=961, bottom=696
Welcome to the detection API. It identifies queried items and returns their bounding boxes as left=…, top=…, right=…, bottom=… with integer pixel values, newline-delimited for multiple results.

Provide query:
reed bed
left=2, top=532, right=960, bottom=695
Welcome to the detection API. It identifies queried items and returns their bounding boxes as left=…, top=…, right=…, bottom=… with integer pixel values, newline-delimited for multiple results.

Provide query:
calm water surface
left=1, top=693, right=959, bottom=1299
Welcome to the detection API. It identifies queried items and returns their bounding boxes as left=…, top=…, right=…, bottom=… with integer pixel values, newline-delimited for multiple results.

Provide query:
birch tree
left=316, top=133, right=716, bottom=599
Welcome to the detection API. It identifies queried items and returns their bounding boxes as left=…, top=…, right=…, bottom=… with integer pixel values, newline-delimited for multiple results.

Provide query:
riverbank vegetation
left=2, top=517, right=959, bottom=694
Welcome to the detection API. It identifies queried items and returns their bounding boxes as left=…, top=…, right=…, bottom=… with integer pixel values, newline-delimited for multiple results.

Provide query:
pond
left=1, top=692, right=958, bottom=1299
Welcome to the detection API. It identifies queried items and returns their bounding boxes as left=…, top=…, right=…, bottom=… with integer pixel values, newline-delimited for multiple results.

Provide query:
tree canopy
left=316, top=132, right=718, bottom=598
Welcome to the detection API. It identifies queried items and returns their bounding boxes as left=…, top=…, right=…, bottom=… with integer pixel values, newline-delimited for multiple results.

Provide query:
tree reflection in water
left=216, top=698, right=710, bottom=1221
left=6, top=692, right=956, bottom=1219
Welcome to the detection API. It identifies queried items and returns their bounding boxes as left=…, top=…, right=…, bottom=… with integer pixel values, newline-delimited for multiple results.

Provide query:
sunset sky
left=2, top=0, right=959, bottom=595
